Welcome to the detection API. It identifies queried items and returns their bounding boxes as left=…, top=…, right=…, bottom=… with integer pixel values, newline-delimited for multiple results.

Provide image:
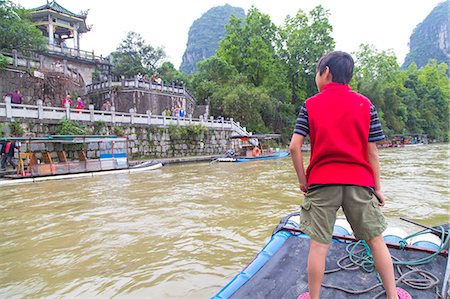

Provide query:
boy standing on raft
left=290, top=51, right=411, bottom=299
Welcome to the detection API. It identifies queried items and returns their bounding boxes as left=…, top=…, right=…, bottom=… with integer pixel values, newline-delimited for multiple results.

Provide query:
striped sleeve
left=368, top=103, right=385, bottom=142
left=293, top=103, right=309, bottom=137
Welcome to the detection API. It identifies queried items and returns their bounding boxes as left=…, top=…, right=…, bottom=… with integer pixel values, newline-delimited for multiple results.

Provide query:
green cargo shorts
left=299, top=185, right=387, bottom=245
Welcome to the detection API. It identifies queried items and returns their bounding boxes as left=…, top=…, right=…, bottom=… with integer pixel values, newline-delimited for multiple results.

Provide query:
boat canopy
left=229, top=134, right=281, bottom=140
left=0, top=135, right=126, bottom=144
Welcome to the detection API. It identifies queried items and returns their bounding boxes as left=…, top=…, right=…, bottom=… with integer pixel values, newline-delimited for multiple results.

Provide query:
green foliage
left=190, top=5, right=333, bottom=142
left=0, top=1, right=46, bottom=52
left=92, top=68, right=100, bottom=81
left=157, top=61, right=188, bottom=85
left=93, top=121, right=107, bottom=135
left=168, top=124, right=206, bottom=141
left=0, top=53, right=7, bottom=69
left=279, top=6, right=335, bottom=103
left=190, top=56, right=237, bottom=103
left=110, top=31, right=166, bottom=78
left=8, top=121, right=24, bottom=136
left=189, top=4, right=448, bottom=143
left=0, top=123, right=5, bottom=137
left=112, top=126, right=125, bottom=137
left=352, top=45, right=449, bottom=141
left=217, top=7, right=281, bottom=87
left=185, top=124, right=207, bottom=137
left=56, top=118, right=86, bottom=135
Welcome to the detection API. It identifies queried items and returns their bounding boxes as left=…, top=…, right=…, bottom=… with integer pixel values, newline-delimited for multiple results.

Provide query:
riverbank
left=129, top=155, right=222, bottom=167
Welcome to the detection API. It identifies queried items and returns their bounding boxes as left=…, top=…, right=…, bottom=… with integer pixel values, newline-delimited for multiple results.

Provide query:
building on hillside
left=27, top=1, right=111, bottom=85
left=30, top=1, right=89, bottom=51
left=1, top=1, right=206, bottom=117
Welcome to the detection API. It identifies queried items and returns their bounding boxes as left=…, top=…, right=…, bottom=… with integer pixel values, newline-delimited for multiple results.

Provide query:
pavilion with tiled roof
left=30, top=1, right=90, bottom=51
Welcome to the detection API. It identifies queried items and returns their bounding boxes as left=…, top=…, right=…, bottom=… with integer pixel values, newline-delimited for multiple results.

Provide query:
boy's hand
left=300, top=184, right=307, bottom=193
left=374, top=189, right=385, bottom=207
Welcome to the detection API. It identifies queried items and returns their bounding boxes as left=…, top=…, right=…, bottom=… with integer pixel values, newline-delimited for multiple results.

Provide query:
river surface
left=0, top=144, right=448, bottom=298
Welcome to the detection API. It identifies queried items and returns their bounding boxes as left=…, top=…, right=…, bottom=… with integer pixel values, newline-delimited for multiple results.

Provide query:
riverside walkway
left=0, top=97, right=249, bottom=136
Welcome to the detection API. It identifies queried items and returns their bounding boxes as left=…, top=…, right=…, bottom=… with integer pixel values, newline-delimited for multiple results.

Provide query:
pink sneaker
left=397, top=287, right=412, bottom=299
left=297, top=292, right=309, bottom=299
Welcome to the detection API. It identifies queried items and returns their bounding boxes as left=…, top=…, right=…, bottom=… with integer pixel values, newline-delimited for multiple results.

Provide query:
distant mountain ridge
left=180, top=4, right=245, bottom=74
left=403, top=0, right=449, bottom=69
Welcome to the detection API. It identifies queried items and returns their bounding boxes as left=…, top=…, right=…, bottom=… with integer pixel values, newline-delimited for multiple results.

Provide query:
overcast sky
left=14, top=0, right=443, bottom=69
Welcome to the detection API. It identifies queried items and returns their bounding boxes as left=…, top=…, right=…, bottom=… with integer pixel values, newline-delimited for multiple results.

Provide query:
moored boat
left=0, top=135, right=162, bottom=185
left=212, top=212, right=450, bottom=299
left=216, top=134, right=289, bottom=163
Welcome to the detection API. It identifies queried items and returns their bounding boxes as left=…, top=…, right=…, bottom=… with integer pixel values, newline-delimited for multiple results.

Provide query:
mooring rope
left=321, top=226, right=449, bottom=298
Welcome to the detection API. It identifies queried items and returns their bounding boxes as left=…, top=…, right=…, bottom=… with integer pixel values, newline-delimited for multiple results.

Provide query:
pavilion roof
left=31, top=1, right=85, bottom=19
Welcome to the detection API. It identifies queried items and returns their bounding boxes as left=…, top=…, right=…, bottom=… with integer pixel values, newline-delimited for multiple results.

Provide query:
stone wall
left=0, top=120, right=233, bottom=160
left=0, top=68, right=85, bottom=106
left=88, top=89, right=196, bottom=116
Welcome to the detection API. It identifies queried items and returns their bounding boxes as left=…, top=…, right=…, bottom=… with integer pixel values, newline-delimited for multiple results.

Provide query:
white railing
left=46, top=44, right=110, bottom=64
left=0, top=97, right=249, bottom=136
left=86, top=79, right=190, bottom=99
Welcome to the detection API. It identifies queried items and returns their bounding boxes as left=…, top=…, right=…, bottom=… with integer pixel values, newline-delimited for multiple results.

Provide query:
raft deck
left=227, top=233, right=448, bottom=298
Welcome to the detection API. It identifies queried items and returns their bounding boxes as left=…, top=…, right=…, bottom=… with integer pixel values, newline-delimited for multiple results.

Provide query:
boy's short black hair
left=316, top=51, right=354, bottom=84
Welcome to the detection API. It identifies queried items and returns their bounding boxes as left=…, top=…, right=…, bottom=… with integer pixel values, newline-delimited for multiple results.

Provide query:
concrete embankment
left=131, top=155, right=222, bottom=166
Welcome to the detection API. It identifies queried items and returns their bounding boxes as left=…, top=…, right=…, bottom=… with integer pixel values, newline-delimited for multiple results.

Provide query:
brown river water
left=0, top=144, right=448, bottom=298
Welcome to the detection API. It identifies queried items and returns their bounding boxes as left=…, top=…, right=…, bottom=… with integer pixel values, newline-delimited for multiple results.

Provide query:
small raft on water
left=212, top=212, right=450, bottom=299
left=215, top=134, right=289, bottom=163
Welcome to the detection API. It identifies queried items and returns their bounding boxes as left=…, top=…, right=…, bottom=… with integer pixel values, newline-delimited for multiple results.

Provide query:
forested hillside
left=189, top=6, right=449, bottom=142
left=179, top=5, right=245, bottom=74
left=403, top=0, right=449, bottom=70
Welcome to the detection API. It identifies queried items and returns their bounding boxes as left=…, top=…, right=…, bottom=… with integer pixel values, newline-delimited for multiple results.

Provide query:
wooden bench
left=16, top=153, right=37, bottom=175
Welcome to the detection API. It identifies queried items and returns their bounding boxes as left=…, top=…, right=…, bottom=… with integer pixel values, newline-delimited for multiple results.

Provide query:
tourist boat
left=212, top=213, right=450, bottom=299
left=216, top=134, right=290, bottom=162
left=0, top=135, right=162, bottom=185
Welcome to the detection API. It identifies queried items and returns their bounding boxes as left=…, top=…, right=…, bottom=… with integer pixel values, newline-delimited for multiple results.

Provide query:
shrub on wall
left=55, top=118, right=86, bottom=135
left=0, top=54, right=7, bottom=70
left=185, top=124, right=206, bottom=138
left=112, top=126, right=125, bottom=136
left=9, top=121, right=24, bottom=136
left=168, top=124, right=206, bottom=141
left=93, top=121, right=107, bottom=134
left=0, top=123, right=5, bottom=137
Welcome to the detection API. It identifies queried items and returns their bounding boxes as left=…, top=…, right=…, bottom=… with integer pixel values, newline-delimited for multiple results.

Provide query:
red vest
left=305, top=82, right=375, bottom=187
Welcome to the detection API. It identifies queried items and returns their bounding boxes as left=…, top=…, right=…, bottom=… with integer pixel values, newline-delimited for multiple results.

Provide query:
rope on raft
left=321, top=225, right=450, bottom=299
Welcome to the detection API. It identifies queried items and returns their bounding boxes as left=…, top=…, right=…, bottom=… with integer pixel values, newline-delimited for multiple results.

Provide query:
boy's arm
left=289, top=133, right=307, bottom=192
left=368, top=142, right=385, bottom=206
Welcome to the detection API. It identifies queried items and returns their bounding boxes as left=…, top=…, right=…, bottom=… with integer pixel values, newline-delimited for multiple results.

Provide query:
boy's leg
left=366, top=236, right=398, bottom=299
left=299, top=186, right=343, bottom=299
left=342, top=186, right=398, bottom=298
left=307, top=240, right=329, bottom=299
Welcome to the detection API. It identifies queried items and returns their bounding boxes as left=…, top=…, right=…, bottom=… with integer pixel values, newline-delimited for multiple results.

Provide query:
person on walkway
left=0, top=141, right=5, bottom=171
left=102, top=100, right=111, bottom=112
left=75, top=97, right=84, bottom=111
left=5, top=90, right=23, bottom=104
left=290, top=51, right=410, bottom=299
left=62, top=94, right=72, bottom=108
left=0, top=141, right=20, bottom=170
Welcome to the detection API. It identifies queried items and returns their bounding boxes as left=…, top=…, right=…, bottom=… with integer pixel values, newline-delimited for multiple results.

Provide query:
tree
left=157, top=61, right=188, bottom=85
left=0, top=0, right=46, bottom=52
left=403, top=60, right=449, bottom=140
left=352, top=44, right=449, bottom=141
left=217, top=7, right=283, bottom=88
left=279, top=6, right=335, bottom=104
left=190, top=56, right=237, bottom=104
left=110, top=32, right=166, bottom=78
left=352, top=44, right=404, bottom=132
